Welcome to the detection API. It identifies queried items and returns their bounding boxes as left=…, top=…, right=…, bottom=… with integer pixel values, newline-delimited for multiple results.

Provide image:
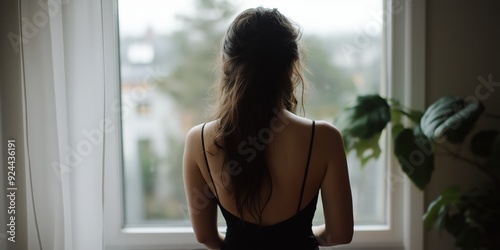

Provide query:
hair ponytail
left=211, top=7, right=305, bottom=224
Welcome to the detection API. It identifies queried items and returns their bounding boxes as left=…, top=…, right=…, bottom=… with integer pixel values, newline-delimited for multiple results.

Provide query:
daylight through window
left=118, top=0, right=386, bottom=228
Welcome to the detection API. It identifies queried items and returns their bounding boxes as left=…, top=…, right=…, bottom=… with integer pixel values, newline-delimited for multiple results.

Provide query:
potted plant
left=335, top=95, right=500, bottom=250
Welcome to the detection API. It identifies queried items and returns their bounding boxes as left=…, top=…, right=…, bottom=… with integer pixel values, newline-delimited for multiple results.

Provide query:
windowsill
left=121, top=225, right=391, bottom=234
left=106, top=246, right=403, bottom=250
left=115, top=226, right=403, bottom=250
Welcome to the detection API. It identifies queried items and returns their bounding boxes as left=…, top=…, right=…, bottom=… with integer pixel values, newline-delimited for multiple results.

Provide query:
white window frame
left=103, top=0, right=425, bottom=249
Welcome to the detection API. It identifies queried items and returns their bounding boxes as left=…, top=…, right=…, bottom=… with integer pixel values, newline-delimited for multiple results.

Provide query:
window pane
left=118, top=0, right=385, bottom=227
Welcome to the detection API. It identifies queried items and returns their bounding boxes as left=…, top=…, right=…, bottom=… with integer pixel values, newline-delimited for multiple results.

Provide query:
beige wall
left=425, top=0, right=500, bottom=249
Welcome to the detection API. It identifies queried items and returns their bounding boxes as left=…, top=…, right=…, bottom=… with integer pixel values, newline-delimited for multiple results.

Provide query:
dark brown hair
left=212, top=7, right=306, bottom=223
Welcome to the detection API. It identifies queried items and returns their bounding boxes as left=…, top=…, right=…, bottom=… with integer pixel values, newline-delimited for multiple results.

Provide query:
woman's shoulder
left=314, top=120, right=342, bottom=138
left=313, top=121, right=344, bottom=151
left=185, top=123, right=203, bottom=142
left=185, top=120, right=219, bottom=147
left=287, top=116, right=344, bottom=155
left=186, top=121, right=217, bottom=136
left=285, top=111, right=342, bottom=138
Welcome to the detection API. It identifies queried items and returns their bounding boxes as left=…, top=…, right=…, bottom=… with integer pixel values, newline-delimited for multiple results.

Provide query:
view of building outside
left=118, top=0, right=386, bottom=227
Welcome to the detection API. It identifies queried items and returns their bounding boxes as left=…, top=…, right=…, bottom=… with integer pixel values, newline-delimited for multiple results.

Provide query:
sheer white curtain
left=22, top=0, right=106, bottom=249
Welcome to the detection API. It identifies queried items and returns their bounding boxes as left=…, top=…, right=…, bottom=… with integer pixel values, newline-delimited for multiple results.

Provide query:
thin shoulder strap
left=201, top=123, right=219, bottom=199
left=297, top=120, right=316, bottom=213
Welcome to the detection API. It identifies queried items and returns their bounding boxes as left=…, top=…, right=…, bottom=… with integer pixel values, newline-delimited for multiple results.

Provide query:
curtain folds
left=22, top=0, right=106, bottom=249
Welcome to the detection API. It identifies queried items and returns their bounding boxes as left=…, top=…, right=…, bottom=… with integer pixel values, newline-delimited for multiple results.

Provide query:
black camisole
left=201, top=121, right=319, bottom=250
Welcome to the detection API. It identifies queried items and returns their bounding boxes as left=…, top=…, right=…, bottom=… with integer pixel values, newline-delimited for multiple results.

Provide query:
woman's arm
left=183, top=125, right=224, bottom=249
left=313, top=121, right=354, bottom=246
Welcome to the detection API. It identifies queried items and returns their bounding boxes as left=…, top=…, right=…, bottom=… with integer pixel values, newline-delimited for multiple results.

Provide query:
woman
left=183, top=7, right=353, bottom=250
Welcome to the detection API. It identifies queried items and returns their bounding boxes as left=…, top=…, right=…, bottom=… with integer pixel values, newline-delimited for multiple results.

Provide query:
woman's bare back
left=197, top=110, right=334, bottom=226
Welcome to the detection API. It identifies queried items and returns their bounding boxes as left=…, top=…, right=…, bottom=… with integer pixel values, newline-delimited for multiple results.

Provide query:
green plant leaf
left=420, top=96, right=485, bottom=144
left=394, top=127, right=435, bottom=190
left=456, top=186, right=500, bottom=249
left=423, top=186, right=461, bottom=231
left=335, top=95, right=391, bottom=140
left=387, top=98, right=401, bottom=107
left=424, top=200, right=444, bottom=231
left=470, top=130, right=499, bottom=158
left=408, top=110, right=424, bottom=124
left=391, top=109, right=402, bottom=125
left=391, top=124, right=405, bottom=137
left=341, top=132, right=352, bottom=151
left=392, top=108, right=424, bottom=124
left=350, top=133, right=382, bottom=167
left=444, top=213, right=466, bottom=238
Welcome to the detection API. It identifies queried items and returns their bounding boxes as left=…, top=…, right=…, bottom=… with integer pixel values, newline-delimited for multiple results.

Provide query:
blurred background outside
left=118, top=0, right=386, bottom=227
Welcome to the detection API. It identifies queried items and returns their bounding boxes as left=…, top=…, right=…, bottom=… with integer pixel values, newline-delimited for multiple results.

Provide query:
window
left=104, top=0, right=425, bottom=249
